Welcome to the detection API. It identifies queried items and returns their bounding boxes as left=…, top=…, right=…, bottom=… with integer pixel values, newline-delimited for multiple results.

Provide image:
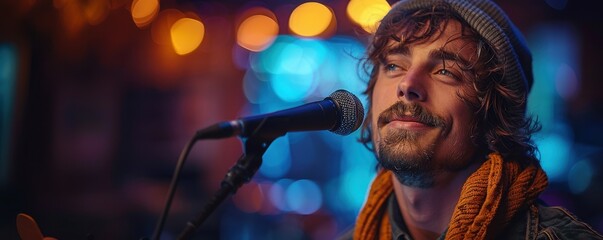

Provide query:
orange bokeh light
left=237, top=12, right=279, bottom=52
left=131, top=0, right=160, bottom=28
left=170, top=17, right=205, bottom=55
left=289, top=2, right=335, bottom=38
left=347, top=0, right=390, bottom=33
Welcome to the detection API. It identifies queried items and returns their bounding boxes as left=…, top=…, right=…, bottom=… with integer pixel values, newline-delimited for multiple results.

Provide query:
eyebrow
left=383, top=46, right=472, bottom=67
left=428, top=48, right=472, bottom=68
left=385, top=45, right=410, bottom=56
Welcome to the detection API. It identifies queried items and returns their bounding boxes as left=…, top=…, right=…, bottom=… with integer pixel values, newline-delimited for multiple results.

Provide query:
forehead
left=384, top=20, right=479, bottom=60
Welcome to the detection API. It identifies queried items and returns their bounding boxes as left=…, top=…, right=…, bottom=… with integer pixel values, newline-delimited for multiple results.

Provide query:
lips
left=376, top=102, right=445, bottom=129
left=380, top=114, right=433, bottom=128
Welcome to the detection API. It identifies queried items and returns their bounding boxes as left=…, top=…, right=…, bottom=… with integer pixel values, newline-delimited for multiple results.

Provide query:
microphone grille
left=328, top=89, right=365, bottom=135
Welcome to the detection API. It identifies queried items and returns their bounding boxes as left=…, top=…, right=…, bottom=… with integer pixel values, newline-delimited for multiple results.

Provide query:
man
left=343, top=0, right=603, bottom=239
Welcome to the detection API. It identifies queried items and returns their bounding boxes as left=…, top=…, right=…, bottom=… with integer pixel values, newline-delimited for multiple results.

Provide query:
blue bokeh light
left=270, top=178, right=293, bottom=212
left=536, top=133, right=572, bottom=181
left=286, top=179, right=323, bottom=215
left=528, top=24, right=579, bottom=182
left=330, top=36, right=369, bottom=96
left=568, top=160, right=593, bottom=194
left=528, top=24, right=578, bottom=132
left=279, top=38, right=327, bottom=75
left=0, top=43, right=17, bottom=185
left=269, top=72, right=316, bottom=102
left=251, top=36, right=296, bottom=74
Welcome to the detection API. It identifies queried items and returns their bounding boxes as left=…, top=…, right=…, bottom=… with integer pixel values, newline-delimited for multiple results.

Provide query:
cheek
left=369, top=101, right=387, bottom=150
left=370, top=98, right=389, bottom=136
left=370, top=80, right=395, bottom=125
left=447, top=103, right=476, bottom=142
left=369, top=107, right=381, bottom=148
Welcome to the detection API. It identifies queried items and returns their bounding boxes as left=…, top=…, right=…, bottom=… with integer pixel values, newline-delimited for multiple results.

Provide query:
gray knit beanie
left=383, top=0, right=533, bottom=93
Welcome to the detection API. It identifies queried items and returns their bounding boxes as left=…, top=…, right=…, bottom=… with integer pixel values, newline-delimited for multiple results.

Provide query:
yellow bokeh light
left=237, top=14, right=279, bottom=52
left=347, top=0, right=390, bottom=33
left=151, top=9, right=185, bottom=45
left=170, top=18, right=205, bottom=55
left=131, top=0, right=159, bottom=28
left=289, top=2, right=334, bottom=37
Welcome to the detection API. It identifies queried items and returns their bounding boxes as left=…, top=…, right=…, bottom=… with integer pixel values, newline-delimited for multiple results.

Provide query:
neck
left=391, top=161, right=481, bottom=240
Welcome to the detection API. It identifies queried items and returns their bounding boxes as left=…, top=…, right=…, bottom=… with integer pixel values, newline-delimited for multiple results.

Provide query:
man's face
left=371, top=20, right=480, bottom=185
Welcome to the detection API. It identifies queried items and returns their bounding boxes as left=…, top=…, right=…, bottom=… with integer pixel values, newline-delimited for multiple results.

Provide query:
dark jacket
left=337, top=195, right=603, bottom=240
left=500, top=203, right=603, bottom=240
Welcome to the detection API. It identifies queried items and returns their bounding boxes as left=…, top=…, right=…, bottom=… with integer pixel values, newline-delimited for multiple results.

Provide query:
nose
left=397, top=70, right=426, bottom=102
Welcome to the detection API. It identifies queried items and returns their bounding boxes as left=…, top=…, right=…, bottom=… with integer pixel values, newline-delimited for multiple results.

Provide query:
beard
left=375, top=102, right=447, bottom=188
left=378, top=128, right=438, bottom=188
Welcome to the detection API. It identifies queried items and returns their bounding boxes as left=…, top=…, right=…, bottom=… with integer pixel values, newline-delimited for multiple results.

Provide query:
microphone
left=195, top=89, right=364, bottom=139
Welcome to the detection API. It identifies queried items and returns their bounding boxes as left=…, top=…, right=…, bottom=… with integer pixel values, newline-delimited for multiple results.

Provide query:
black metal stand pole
left=177, top=137, right=274, bottom=240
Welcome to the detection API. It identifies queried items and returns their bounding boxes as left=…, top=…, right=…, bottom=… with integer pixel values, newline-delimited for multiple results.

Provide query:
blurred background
left=1, top=0, right=602, bottom=239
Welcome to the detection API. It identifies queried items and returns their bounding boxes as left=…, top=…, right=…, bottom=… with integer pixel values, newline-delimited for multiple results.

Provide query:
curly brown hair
left=359, top=2, right=541, bottom=162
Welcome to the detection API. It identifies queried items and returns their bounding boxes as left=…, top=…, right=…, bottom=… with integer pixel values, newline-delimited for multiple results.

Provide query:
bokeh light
left=347, top=0, right=390, bottom=33
left=528, top=24, right=578, bottom=131
left=0, top=44, right=17, bottom=184
left=170, top=17, right=205, bottom=55
left=322, top=36, right=369, bottom=98
left=568, top=160, right=593, bottom=194
left=250, top=36, right=331, bottom=102
left=537, top=133, right=572, bottom=181
left=289, top=2, right=335, bottom=38
left=528, top=24, right=579, bottom=183
left=270, top=179, right=293, bottom=212
left=151, top=9, right=185, bottom=46
left=270, top=72, right=315, bottom=102
left=0, top=44, right=16, bottom=82
left=131, top=0, right=159, bottom=28
left=555, top=63, right=579, bottom=100
left=237, top=8, right=279, bottom=52
left=249, top=36, right=293, bottom=75
left=286, top=179, right=322, bottom=215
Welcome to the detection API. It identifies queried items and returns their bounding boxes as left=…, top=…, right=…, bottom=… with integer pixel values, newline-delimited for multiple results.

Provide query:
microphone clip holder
left=222, top=137, right=272, bottom=191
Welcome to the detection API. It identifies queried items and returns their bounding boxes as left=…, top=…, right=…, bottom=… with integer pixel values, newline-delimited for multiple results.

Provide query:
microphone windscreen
left=327, top=90, right=364, bottom=135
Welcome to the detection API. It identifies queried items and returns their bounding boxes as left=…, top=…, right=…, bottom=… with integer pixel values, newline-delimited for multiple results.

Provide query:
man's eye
left=385, top=64, right=399, bottom=72
left=436, top=69, right=453, bottom=76
left=435, top=69, right=460, bottom=81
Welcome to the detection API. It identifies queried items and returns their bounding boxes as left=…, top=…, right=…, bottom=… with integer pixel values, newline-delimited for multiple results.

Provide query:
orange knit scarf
left=353, top=153, right=548, bottom=240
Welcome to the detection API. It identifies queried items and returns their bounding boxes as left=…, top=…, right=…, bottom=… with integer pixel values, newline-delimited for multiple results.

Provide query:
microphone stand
left=176, top=136, right=275, bottom=240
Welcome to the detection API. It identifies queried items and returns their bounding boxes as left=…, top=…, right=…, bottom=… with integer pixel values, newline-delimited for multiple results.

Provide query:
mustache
left=377, top=102, right=447, bottom=128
